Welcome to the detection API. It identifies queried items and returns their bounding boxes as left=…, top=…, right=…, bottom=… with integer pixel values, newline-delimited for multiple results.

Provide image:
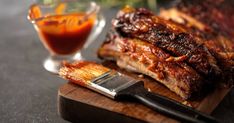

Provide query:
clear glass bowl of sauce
left=28, top=0, right=105, bottom=73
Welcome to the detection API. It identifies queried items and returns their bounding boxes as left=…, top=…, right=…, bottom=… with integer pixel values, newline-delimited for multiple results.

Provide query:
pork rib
left=112, top=6, right=221, bottom=79
left=176, top=0, right=234, bottom=41
left=98, top=31, right=203, bottom=99
left=159, top=1, right=234, bottom=85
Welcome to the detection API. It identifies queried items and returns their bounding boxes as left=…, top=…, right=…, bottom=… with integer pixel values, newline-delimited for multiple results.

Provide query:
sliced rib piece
left=159, top=8, right=234, bottom=52
left=176, top=0, right=234, bottom=41
left=112, top=6, right=221, bottom=79
left=98, top=32, right=204, bottom=99
left=159, top=4, right=234, bottom=85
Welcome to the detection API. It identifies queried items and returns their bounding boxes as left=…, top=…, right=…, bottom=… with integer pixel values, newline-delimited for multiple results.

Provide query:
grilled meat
left=98, top=5, right=233, bottom=99
left=176, top=0, right=234, bottom=41
left=159, top=0, right=234, bottom=85
left=98, top=31, right=203, bottom=99
left=112, top=6, right=221, bottom=79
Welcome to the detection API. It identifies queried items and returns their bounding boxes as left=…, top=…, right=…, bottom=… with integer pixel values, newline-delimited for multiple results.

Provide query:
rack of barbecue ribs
left=98, top=3, right=234, bottom=100
left=159, top=0, right=234, bottom=87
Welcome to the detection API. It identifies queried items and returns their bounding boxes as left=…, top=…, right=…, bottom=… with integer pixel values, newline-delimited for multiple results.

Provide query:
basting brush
left=59, top=61, right=219, bottom=123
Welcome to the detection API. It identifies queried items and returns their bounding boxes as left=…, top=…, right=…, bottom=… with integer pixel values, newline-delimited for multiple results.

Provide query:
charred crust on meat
left=113, top=7, right=221, bottom=79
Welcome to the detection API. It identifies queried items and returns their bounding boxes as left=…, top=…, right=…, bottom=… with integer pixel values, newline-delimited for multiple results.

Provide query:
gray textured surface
left=0, top=0, right=233, bottom=123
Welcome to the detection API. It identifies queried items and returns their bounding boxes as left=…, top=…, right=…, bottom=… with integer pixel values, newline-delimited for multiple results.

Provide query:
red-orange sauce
left=35, top=13, right=95, bottom=55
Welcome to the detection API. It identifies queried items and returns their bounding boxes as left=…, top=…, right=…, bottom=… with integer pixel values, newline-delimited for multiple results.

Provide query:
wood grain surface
left=58, top=61, right=231, bottom=123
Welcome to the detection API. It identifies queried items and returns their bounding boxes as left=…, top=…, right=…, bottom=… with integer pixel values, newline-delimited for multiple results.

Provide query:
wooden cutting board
left=58, top=61, right=231, bottom=123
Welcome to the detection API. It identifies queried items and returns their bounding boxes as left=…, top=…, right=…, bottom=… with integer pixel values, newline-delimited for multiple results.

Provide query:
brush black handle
left=142, top=91, right=219, bottom=123
left=117, top=82, right=219, bottom=123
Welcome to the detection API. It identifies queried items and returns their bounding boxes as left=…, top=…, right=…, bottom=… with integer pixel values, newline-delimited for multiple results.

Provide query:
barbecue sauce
left=35, top=13, right=95, bottom=55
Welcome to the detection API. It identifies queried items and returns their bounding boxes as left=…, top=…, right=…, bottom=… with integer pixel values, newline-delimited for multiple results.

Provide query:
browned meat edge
left=176, top=0, right=234, bottom=41
left=98, top=32, right=204, bottom=99
left=159, top=7, right=234, bottom=86
left=112, top=6, right=221, bottom=79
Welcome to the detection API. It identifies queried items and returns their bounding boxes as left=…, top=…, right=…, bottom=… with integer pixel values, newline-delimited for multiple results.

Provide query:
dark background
left=0, top=0, right=233, bottom=122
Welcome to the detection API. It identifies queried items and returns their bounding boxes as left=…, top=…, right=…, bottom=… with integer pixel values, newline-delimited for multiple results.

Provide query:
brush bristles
left=59, top=61, right=110, bottom=86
